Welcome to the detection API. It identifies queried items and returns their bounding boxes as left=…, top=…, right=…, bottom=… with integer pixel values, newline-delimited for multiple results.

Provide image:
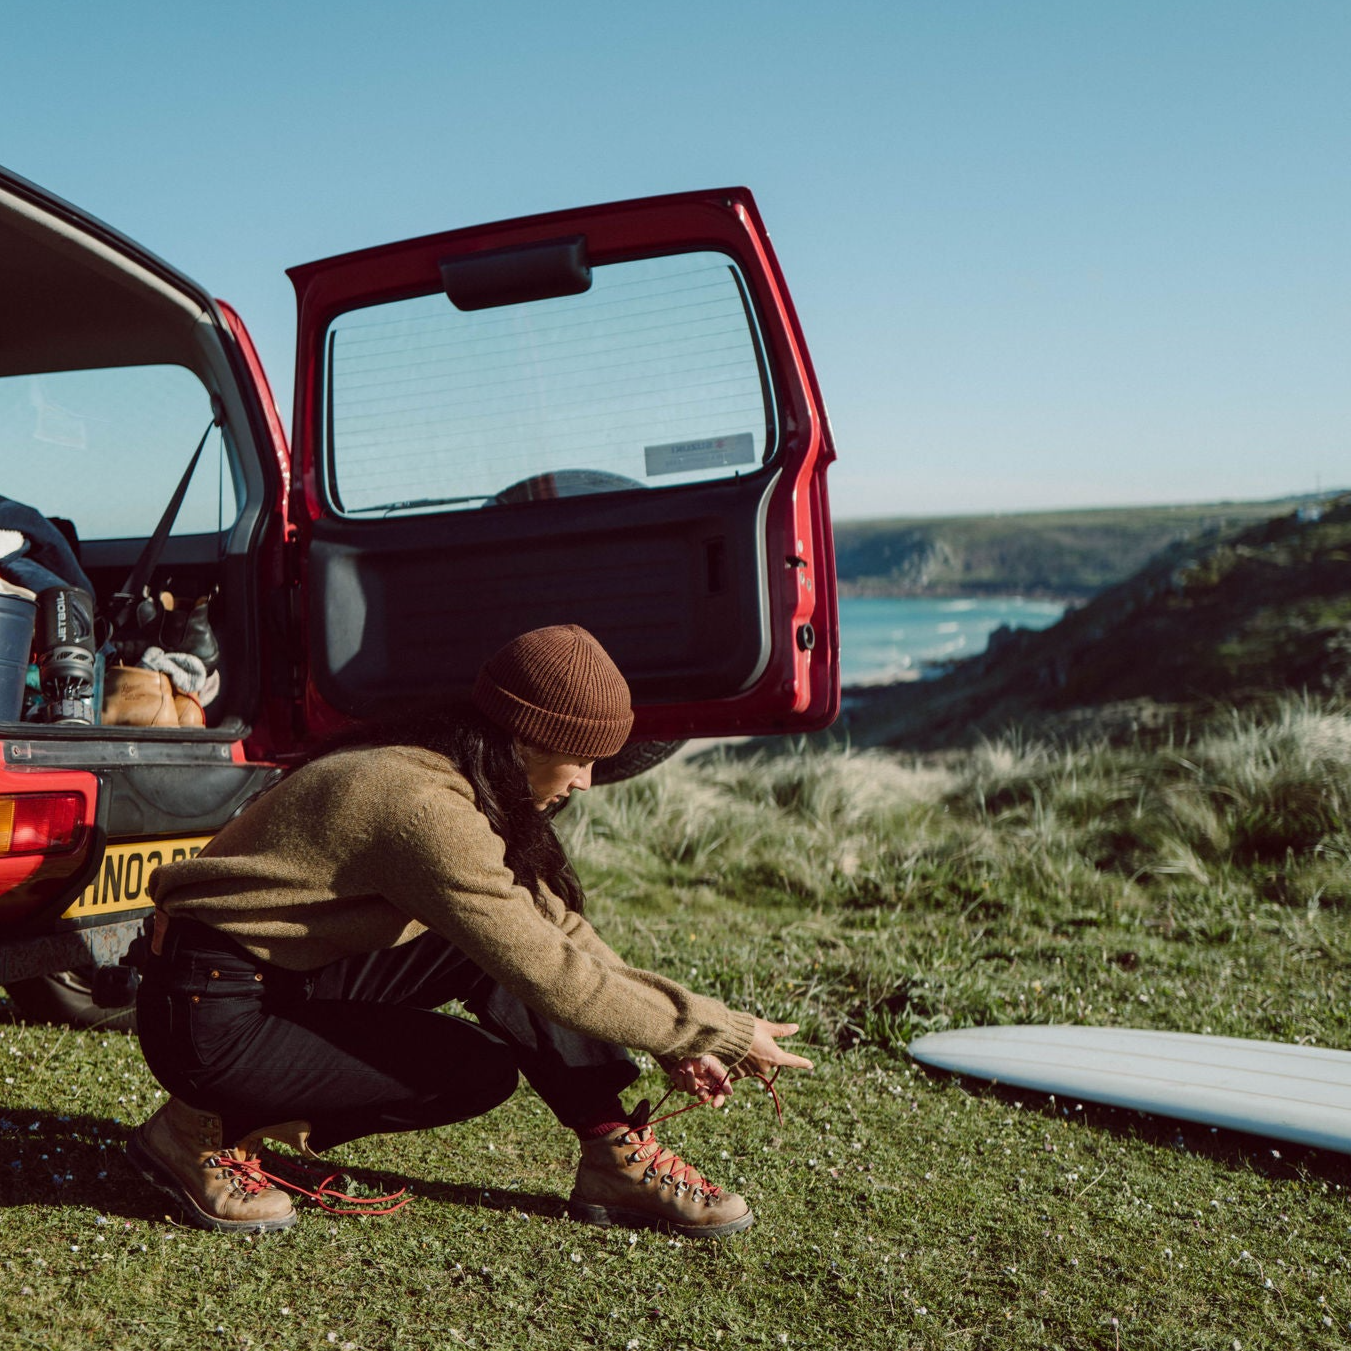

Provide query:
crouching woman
left=127, top=625, right=811, bottom=1237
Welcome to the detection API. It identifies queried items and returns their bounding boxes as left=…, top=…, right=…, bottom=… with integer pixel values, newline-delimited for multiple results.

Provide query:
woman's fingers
left=669, top=1053, right=733, bottom=1102
left=749, top=1018, right=815, bottom=1071
left=759, top=1046, right=814, bottom=1070
left=669, top=1024, right=813, bottom=1107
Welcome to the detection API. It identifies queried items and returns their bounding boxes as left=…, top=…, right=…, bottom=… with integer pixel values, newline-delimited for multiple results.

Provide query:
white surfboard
left=907, top=1024, right=1351, bottom=1154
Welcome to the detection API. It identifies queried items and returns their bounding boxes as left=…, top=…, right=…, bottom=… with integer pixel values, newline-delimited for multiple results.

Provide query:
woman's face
left=516, top=742, right=595, bottom=811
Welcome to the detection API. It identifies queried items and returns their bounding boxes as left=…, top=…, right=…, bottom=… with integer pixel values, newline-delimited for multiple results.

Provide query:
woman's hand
left=669, top=1021, right=813, bottom=1107
left=732, top=1018, right=814, bottom=1081
left=669, top=1053, right=734, bottom=1108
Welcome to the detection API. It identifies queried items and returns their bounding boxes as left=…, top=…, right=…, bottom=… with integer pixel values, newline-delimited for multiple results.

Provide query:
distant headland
left=827, top=491, right=1351, bottom=751
left=832, top=495, right=1342, bottom=600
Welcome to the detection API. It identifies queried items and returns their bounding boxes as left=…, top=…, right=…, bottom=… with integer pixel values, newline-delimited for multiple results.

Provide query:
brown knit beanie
left=472, top=625, right=633, bottom=759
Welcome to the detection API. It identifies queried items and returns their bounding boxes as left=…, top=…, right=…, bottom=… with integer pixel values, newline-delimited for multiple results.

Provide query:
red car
left=0, top=169, right=838, bottom=1027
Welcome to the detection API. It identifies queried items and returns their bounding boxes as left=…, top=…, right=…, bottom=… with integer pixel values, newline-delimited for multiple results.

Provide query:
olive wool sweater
left=149, top=746, right=757, bottom=1069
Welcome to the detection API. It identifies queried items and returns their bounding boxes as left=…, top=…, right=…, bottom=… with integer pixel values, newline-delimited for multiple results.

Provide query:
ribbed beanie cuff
left=472, top=625, right=634, bottom=759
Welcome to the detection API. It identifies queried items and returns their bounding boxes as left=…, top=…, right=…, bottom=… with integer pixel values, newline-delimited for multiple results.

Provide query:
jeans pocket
left=136, top=985, right=258, bottom=1102
left=185, top=991, right=264, bottom=1071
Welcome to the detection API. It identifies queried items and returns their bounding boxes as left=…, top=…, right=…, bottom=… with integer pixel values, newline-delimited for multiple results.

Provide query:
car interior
left=0, top=178, right=274, bottom=740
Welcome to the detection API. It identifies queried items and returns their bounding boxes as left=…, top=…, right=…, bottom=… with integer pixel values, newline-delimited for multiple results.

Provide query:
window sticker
left=644, top=433, right=757, bottom=478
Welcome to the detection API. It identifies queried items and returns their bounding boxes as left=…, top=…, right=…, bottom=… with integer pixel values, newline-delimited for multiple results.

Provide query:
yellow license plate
left=61, top=836, right=214, bottom=919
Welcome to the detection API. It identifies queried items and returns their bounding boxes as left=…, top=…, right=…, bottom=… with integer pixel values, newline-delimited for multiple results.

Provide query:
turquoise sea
left=839, top=595, right=1066, bottom=686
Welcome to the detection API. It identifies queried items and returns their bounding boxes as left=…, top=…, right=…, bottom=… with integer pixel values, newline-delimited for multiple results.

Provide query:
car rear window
left=0, top=364, right=236, bottom=542
left=321, top=250, right=777, bottom=516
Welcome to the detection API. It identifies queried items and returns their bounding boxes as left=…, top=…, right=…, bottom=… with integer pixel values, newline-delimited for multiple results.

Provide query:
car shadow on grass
left=0, top=1107, right=570, bottom=1224
left=912, top=1069, right=1351, bottom=1188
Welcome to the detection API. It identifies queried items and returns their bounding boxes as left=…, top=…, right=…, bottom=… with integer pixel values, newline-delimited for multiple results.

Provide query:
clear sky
left=4, top=1, right=1348, bottom=521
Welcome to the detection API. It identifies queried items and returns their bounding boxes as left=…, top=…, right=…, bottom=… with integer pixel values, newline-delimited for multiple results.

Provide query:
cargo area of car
left=0, top=172, right=279, bottom=749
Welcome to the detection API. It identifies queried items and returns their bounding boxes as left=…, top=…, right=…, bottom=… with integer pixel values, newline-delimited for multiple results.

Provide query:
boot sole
left=567, top=1199, right=754, bottom=1239
left=126, top=1129, right=298, bottom=1234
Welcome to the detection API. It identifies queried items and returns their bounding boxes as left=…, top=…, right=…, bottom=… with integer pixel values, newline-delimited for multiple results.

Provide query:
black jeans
left=136, top=918, right=639, bottom=1151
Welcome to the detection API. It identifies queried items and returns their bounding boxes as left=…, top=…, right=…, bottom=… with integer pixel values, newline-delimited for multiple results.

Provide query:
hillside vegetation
left=836, top=495, right=1351, bottom=750
left=834, top=496, right=1327, bottom=598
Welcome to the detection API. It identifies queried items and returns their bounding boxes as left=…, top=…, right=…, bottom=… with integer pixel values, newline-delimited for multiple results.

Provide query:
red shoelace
left=211, top=1150, right=410, bottom=1216
left=643, top=1066, right=785, bottom=1131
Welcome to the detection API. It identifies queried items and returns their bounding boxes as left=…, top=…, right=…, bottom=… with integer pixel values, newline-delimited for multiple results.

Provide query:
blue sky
left=4, top=1, right=1348, bottom=520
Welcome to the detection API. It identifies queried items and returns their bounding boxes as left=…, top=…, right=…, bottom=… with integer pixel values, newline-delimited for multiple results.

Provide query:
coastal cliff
left=833, top=495, right=1351, bottom=750
left=833, top=497, right=1320, bottom=599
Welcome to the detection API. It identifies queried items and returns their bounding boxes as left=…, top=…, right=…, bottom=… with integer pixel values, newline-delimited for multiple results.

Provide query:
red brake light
left=0, top=793, right=87, bottom=856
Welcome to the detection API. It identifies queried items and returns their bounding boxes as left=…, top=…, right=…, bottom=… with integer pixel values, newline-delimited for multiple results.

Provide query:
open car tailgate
left=288, top=188, right=838, bottom=741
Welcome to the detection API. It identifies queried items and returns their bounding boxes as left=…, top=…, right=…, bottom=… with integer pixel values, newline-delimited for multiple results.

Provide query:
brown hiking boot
left=568, top=1111, right=754, bottom=1239
left=126, top=1098, right=298, bottom=1233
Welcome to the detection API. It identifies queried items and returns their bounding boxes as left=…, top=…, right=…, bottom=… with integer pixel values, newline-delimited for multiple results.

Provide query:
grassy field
left=3, top=698, right=1351, bottom=1349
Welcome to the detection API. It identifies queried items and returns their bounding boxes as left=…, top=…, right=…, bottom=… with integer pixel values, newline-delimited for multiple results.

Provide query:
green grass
left=5, top=698, right=1351, bottom=1348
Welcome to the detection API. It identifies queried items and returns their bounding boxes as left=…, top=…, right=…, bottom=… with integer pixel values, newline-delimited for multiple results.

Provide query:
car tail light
left=0, top=793, right=86, bottom=856
left=0, top=768, right=98, bottom=921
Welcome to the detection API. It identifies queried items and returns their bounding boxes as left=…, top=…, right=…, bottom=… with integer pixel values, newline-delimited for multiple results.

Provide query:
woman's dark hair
left=295, top=704, right=585, bottom=912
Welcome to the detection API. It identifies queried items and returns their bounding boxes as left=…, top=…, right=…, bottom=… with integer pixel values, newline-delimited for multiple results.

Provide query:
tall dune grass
left=563, top=696, right=1351, bottom=1052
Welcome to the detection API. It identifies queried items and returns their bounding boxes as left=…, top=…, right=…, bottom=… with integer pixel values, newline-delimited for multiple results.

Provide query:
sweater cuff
left=709, top=1008, right=758, bottom=1068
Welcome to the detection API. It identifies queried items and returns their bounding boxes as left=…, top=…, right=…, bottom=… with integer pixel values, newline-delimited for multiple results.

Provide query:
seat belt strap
left=109, top=403, right=221, bottom=629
